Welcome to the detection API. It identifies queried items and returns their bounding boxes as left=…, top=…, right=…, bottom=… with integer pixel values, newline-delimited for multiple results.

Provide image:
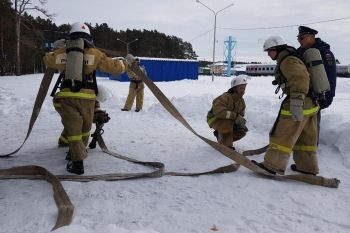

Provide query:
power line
left=219, top=16, right=350, bottom=31
left=189, top=28, right=213, bottom=42
left=189, top=16, right=350, bottom=41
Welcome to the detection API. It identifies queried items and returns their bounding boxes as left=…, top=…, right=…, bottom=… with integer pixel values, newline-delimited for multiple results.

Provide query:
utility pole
left=116, top=38, right=139, bottom=54
left=196, top=0, right=234, bottom=81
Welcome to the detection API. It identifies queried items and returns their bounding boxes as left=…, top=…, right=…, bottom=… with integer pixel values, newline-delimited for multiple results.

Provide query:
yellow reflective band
left=304, top=106, right=320, bottom=115
left=293, top=145, right=318, bottom=152
left=280, top=106, right=319, bottom=116
left=207, top=116, right=217, bottom=126
left=53, top=103, right=61, bottom=108
left=59, top=135, right=68, bottom=143
left=57, top=91, right=96, bottom=100
left=269, top=143, right=292, bottom=154
left=67, top=134, right=82, bottom=142
left=82, top=131, right=90, bottom=137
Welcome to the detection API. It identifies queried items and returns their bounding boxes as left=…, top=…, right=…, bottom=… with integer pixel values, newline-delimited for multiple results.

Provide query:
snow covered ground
left=0, top=73, right=350, bottom=233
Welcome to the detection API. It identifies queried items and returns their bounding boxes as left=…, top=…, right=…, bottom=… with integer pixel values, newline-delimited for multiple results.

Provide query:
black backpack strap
left=276, top=47, right=304, bottom=91
left=306, top=60, right=323, bottom=67
left=92, top=71, right=98, bottom=95
left=50, top=73, right=64, bottom=97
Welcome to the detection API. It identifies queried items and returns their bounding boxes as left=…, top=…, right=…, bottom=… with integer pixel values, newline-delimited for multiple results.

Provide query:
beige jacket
left=276, top=49, right=319, bottom=117
left=43, top=47, right=128, bottom=76
left=207, top=91, right=246, bottom=133
left=44, top=46, right=128, bottom=100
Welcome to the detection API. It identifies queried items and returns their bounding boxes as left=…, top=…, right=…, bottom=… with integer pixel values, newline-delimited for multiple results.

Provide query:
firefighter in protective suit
left=51, top=39, right=106, bottom=148
left=207, top=75, right=248, bottom=149
left=44, top=22, right=133, bottom=174
left=121, top=57, right=145, bottom=112
left=252, top=35, right=320, bottom=175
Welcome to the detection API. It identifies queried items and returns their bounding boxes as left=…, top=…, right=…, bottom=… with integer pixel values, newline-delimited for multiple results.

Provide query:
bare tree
left=12, top=0, right=52, bottom=75
left=0, top=0, right=12, bottom=65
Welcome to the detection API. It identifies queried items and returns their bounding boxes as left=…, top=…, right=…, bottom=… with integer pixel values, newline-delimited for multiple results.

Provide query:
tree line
left=0, top=0, right=198, bottom=75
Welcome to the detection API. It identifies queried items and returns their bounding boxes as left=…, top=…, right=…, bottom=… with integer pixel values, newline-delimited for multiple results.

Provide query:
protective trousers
left=123, top=82, right=144, bottom=110
left=262, top=114, right=319, bottom=175
left=53, top=97, right=69, bottom=147
left=218, top=131, right=244, bottom=147
left=60, top=98, right=95, bottom=161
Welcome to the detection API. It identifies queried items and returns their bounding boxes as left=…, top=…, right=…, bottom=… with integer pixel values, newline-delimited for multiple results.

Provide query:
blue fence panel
left=96, top=58, right=198, bottom=82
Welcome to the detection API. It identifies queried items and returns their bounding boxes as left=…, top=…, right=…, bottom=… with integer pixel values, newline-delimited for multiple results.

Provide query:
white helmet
left=231, top=75, right=249, bottom=88
left=70, top=22, right=90, bottom=36
left=263, top=35, right=287, bottom=51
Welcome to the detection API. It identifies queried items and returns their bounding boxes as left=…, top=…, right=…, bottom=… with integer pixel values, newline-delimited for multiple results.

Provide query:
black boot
left=290, top=164, right=316, bottom=175
left=251, top=160, right=276, bottom=175
left=65, top=150, right=71, bottom=161
left=213, top=130, right=218, bottom=140
left=121, top=108, right=129, bottom=111
left=66, top=160, right=84, bottom=175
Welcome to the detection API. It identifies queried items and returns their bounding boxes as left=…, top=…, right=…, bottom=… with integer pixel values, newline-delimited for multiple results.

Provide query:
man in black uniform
left=296, top=26, right=337, bottom=144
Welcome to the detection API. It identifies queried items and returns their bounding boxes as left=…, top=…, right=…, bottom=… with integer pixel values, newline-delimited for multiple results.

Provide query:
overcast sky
left=31, top=0, right=350, bottom=63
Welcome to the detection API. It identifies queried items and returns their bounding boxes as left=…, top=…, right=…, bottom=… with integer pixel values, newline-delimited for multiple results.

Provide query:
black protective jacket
left=297, top=38, right=337, bottom=109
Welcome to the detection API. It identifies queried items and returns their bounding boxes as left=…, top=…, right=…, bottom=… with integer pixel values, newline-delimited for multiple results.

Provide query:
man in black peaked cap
left=298, top=26, right=318, bottom=36
left=296, top=25, right=337, bottom=146
left=297, top=26, right=336, bottom=109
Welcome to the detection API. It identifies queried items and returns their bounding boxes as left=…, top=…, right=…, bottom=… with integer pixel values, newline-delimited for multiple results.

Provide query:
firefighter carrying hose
left=43, top=22, right=135, bottom=174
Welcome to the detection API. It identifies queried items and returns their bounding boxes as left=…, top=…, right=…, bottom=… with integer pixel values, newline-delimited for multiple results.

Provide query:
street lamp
left=196, top=0, right=234, bottom=81
left=116, top=38, right=139, bottom=54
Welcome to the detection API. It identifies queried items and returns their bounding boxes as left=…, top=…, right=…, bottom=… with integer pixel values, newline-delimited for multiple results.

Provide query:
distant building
left=209, top=62, right=226, bottom=75
left=199, top=63, right=249, bottom=77
left=198, top=67, right=211, bottom=75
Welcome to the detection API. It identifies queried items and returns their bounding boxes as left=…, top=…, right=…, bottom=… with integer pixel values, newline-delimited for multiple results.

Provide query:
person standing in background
left=296, top=26, right=337, bottom=143
left=121, top=58, right=146, bottom=112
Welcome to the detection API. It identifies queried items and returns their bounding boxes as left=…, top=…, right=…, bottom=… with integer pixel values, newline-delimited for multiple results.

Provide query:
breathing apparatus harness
left=273, top=47, right=312, bottom=101
left=272, top=46, right=330, bottom=105
left=271, top=46, right=295, bottom=100
left=50, top=34, right=98, bottom=97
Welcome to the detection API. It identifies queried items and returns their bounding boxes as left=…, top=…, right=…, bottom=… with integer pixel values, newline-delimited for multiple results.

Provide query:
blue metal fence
left=96, top=57, right=199, bottom=82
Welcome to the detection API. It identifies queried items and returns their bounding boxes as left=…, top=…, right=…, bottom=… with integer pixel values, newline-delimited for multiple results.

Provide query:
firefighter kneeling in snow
left=207, top=75, right=249, bottom=150
left=44, top=22, right=133, bottom=174
left=252, top=35, right=320, bottom=176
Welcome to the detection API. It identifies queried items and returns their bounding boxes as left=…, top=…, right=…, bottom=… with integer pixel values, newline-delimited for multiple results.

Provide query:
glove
left=125, top=54, right=136, bottom=67
left=290, top=98, right=304, bottom=121
left=234, top=124, right=248, bottom=137
left=93, top=110, right=110, bottom=124
left=234, top=115, right=246, bottom=126
left=234, top=115, right=248, bottom=137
